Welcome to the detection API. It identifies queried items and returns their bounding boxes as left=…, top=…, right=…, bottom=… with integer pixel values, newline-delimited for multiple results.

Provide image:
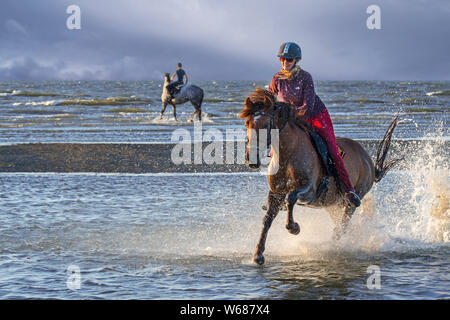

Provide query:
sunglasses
left=280, top=57, right=295, bottom=63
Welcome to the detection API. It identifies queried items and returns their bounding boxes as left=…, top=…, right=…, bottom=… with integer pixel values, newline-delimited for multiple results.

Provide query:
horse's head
left=164, top=73, right=171, bottom=82
left=239, top=89, right=276, bottom=169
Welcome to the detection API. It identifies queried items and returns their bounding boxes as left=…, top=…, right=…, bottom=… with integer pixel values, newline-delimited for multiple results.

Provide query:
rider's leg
left=173, top=81, right=184, bottom=95
left=167, top=81, right=183, bottom=101
left=306, top=108, right=361, bottom=207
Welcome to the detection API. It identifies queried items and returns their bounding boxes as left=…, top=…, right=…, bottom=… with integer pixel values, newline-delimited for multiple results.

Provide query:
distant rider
left=166, top=62, right=188, bottom=99
left=269, top=42, right=361, bottom=207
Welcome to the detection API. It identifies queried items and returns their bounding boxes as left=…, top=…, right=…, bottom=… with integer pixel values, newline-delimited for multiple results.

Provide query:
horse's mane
left=239, top=89, right=275, bottom=118
left=239, top=89, right=312, bottom=132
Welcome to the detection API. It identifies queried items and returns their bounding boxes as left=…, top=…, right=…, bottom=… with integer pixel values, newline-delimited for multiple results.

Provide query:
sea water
left=0, top=80, right=448, bottom=299
left=0, top=80, right=448, bottom=144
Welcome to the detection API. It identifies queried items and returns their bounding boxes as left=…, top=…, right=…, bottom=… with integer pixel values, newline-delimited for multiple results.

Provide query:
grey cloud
left=4, top=19, right=27, bottom=36
left=0, top=57, right=62, bottom=80
left=0, top=0, right=448, bottom=80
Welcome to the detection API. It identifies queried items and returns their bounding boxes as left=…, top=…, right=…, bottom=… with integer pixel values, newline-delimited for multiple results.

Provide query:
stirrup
left=345, top=191, right=361, bottom=207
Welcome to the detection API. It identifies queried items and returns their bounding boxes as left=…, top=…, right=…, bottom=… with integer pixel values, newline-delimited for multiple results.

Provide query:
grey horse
left=160, top=73, right=204, bottom=121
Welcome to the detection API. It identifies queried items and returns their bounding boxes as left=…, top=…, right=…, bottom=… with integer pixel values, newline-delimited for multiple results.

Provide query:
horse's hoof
left=252, top=254, right=265, bottom=265
left=286, top=223, right=300, bottom=235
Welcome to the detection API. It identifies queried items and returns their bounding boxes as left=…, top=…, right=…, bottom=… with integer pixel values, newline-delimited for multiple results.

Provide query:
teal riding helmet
left=277, top=42, right=302, bottom=60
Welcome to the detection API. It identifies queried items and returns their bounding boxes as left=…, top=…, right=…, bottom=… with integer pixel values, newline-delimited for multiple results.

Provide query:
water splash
left=255, top=125, right=450, bottom=259
left=63, top=125, right=447, bottom=261
left=152, top=112, right=214, bottom=124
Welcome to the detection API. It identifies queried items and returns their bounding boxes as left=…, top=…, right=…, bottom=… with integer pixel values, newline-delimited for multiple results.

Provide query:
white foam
left=12, top=100, right=56, bottom=106
left=426, top=91, right=443, bottom=96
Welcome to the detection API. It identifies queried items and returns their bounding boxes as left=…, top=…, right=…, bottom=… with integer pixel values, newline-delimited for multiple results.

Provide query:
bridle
left=252, top=109, right=277, bottom=153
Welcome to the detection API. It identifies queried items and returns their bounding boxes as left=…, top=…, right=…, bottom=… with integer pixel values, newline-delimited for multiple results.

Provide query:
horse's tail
left=198, top=88, right=204, bottom=108
left=374, top=113, right=404, bottom=183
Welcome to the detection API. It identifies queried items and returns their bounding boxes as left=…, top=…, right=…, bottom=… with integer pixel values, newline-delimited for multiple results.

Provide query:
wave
left=12, top=100, right=56, bottom=106
left=203, top=98, right=231, bottom=103
left=399, top=97, right=436, bottom=105
left=353, top=98, right=386, bottom=104
left=152, top=112, right=214, bottom=124
left=57, top=96, right=152, bottom=106
left=222, top=107, right=242, bottom=113
left=11, top=90, right=63, bottom=97
left=426, top=90, right=450, bottom=96
left=326, top=98, right=386, bottom=104
left=405, top=107, right=446, bottom=113
left=7, top=109, right=74, bottom=115
left=107, top=107, right=149, bottom=113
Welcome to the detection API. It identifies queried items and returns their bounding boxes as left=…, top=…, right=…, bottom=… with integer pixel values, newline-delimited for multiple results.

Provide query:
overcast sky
left=0, top=0, right=449, bottom=81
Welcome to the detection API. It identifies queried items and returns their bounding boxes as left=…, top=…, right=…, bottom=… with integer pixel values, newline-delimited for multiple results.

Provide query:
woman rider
left=269, top=42, right=361, bottom=207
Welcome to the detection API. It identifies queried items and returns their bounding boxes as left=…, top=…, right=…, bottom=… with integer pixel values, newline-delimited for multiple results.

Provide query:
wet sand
left=0, top=143, right=250, bottom=173
left=0, top=140, right=445, bottom=173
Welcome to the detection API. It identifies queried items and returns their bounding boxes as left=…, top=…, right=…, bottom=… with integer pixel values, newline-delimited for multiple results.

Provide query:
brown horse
left=240, top=89, right=403, bottom=265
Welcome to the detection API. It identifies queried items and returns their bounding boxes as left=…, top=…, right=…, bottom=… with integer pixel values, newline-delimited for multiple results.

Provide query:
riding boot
left=345, top=191, right=361, bottom=207
left=335, top=166, right=361, bottom=207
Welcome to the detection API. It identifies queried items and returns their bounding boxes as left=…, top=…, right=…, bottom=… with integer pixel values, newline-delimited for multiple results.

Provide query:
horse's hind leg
left=189, top=105, right=201, bottom=122
left=332, top=205, right=356, bottom=240
left=285, top=191, right=300, bottom=235
left=253, top=192, right=286, bottom=265
left=189, top=99, right=202, bottom=122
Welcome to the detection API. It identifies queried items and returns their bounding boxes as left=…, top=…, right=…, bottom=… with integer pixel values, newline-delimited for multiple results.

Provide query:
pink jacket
left=269, top=68, right=325, bottom=120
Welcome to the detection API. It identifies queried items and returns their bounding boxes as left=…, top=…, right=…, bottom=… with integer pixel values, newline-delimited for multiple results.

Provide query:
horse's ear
left=245, top=97, right=253, bottom=108
left=239, top=97, right=254, bottom=119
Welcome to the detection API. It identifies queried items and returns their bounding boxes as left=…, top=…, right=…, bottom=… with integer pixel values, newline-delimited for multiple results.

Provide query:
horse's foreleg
left=285, top=191, right=300, bottom=235
left=160, top=102, right=167, bottom=119
left=253, top=192, right=285, bottom=265
left=171, top=103, right=177, bottom=121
